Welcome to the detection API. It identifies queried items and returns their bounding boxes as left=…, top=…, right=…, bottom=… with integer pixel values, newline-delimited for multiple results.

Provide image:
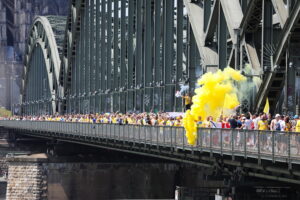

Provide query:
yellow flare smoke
left=183, top=67, right=246, bottom=145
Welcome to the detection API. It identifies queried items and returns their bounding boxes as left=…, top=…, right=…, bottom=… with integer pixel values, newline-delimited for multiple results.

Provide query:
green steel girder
left=23, top=16, right=65, bottom=115
left=62, top=0, right=199, bottom=114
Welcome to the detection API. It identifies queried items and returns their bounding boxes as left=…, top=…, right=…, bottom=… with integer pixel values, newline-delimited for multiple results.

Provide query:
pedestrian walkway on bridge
left=1, top=120, right=300, bottom=185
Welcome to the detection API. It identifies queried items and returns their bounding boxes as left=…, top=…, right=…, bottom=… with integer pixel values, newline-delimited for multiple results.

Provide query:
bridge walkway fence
left=1, top=121, right=300, bottom=166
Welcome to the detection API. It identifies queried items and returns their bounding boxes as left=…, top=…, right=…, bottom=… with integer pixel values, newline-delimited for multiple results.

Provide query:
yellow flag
left=263, top=98, right=270, bottom=114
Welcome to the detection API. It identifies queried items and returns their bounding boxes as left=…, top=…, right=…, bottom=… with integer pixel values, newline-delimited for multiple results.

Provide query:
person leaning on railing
left=8, top=112, right=300, bottom=131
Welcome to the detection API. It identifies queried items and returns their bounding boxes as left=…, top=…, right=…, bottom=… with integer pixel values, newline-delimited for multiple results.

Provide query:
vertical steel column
left=95, top=0, right=101, bottom=113
left=41, top=48, right=45, bottom=114
left=37, top=49, right=41, bottom=115
left=28, top=64, right=30, bottom=114
left=85, top=0, right=91, bottom=113
left=106, top=0, right=112, bottom=112
left=90, top=0, right=96, bottom=113
left=154, top=0, right=162, bottom=112
left=40, top=49, right=44, bottom=114
left=144, top=0, right=153, bottom=112
left=187, top=24, right=196, bottom=93
left=218, top=5, right=227, bottom=70
left=33, top=47, right=37, bottom=114
left=80, top=5, right=85, bottom=113
left=28, top=54, right=32, bottom=115
left=37, top=47, right=41, bottom=114
left=286, top=41, right=296, bottom=114
left=175, top=0, right=183, bottom=112
left=32, top=49, right=39, bottom=115
left=240, top=0, right=248, bottom=13
left=135, top=0, right=143, bottom=112
left=72, top=44, right=76, bottom=113
left=31, top=48, right=35, bottom=114
left=113, top=0, right=119, bottom=112
left=100, top=0, right=107, bottom=112
left=127, top=0, right=134, bottom=112
left=31, top=45, right=35, bottom=115
left=261, top=0, right=273, bottom=71
left=163, top=0, right=174, bottom=111
left=203, top=0, right=211, bottom=32
left=33, top=49, right=37, bottom=115
left=120, top=0, right=127, bottom=113
left=76, top=19, right=81, bottom=113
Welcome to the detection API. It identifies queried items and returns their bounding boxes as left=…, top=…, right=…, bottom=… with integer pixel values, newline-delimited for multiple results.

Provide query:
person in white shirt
left=279, top=115, right=286, bottom=131
left=215, top=117, right=223, bottom=128
left=271, top=114, right=287, bottom=131
left=243, top=116, right=252, bottom=130
left=270, top=114, right=282, bottom=131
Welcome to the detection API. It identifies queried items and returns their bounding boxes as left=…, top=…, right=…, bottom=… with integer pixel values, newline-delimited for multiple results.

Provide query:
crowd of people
left=4, top=112, right=184, bottom=127
left=3, top=111, right=300, bottom=132
left=198, top=112, right=300, bottom=132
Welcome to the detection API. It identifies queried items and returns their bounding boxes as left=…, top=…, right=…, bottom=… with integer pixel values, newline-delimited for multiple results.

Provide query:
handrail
left=0, top=120, right=299, bottom=166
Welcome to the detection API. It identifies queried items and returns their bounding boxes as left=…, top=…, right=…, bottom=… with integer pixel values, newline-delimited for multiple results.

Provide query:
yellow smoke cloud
left=183, top=67, right=246, bottom=145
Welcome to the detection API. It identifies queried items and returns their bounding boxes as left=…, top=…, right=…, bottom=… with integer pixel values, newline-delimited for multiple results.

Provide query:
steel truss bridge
left=19, top=0, right=300, bottom=115
left=2, top=120, right=300, bottom=184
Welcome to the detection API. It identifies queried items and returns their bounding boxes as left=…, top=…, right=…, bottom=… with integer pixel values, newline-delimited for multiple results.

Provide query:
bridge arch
left=22, top=16, right=66, bottom=115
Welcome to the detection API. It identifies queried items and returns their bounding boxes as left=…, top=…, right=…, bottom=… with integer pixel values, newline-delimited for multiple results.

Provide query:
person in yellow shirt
left=284, top=116, right=292, bottom=132
left=202, top=117, right=213, bottom=128
left=127, top=116, right=134, bottom=124
left=196, top=116, right=203, bottom=127
left=294, top=115, right=300, bottom=132
left=182, top=93, right=192, bottom=111
left=111, top=116, right=117, bottom=124
left=174, top=117, right=182, bottom=127
left=258, top=115, right=270, bottom=150
left=258, top=116, right=269, bottom=130
left=293, top=115, right=300, bottom=154
left=166, top=117, right=174, bottom=126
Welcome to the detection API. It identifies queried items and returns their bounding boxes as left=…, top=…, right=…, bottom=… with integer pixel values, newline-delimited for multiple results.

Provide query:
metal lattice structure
left=22, top=0, right=300, bottom=115
left=22, top=16, right=66, bottom=115
left=60, top=0, right=202, bottom=114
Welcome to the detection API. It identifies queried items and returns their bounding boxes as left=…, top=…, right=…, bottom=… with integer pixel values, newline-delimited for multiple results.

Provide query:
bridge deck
left=1, top=121, right=300, bottom=167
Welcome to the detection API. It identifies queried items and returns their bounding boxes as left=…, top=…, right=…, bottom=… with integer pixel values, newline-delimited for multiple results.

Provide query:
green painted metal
left=22, top=16, right=66, bottom=115
left=175, top=0, right=184, bottom=112
left=63, top=0, right=195, bottom=113
left=95, top=0, right=100, bottom=113
left=120, top=0, right=126, bottom=113
left=113, top=0, right=119, bottom=112
left=218, top=6, right=227, bottom=70
left=106, top=0, right=112, bottom=112
left=23, top=0, right=300, bottom=115
left=127, top=0, right=134, bottom=112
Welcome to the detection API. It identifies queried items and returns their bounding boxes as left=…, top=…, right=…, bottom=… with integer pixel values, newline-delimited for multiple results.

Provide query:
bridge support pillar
left=6, top=153, right=48, bottom=200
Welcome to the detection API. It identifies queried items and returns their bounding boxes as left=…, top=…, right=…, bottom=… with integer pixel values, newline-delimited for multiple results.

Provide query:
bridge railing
left=1, top=120, right=300, bottom=164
